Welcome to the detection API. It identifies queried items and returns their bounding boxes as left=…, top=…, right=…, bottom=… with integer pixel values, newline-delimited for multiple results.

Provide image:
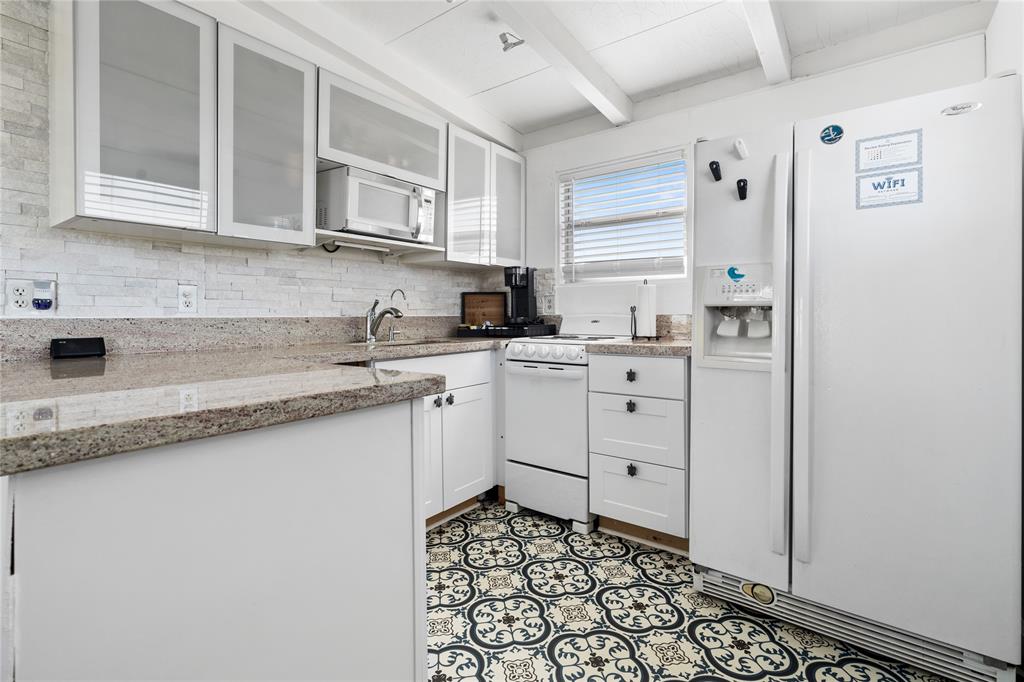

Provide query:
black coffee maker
left=456, top=267, right=555, bottom=338
left=504, top=266, right=537, bottom=324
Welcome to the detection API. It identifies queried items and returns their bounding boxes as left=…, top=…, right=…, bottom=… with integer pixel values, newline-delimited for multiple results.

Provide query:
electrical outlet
left=178, top=386, right=199, bottom=413
left=177, top=284, right=199, bottom=314
left=4, top=278, right=57, bottom=317
left=2, top=401, right=58, bottom=437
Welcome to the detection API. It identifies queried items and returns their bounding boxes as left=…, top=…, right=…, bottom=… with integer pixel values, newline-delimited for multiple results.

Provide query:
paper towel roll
left=634, top=282, right=657, bottom=338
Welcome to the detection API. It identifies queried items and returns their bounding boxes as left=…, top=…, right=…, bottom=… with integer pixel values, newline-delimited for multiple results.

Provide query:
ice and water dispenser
left=696, top=262, right=774, bottom=364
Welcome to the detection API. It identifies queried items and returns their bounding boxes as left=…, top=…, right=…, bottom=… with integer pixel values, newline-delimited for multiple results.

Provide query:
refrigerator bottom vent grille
left=696, top=569, right=1014, bottom=682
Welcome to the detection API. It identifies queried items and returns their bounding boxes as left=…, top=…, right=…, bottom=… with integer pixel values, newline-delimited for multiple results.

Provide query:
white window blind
left=559, top=151, right=687, bottom=282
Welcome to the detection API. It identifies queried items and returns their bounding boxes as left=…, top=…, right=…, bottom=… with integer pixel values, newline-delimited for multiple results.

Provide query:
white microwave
left=316, top=166, right=437, bottom=243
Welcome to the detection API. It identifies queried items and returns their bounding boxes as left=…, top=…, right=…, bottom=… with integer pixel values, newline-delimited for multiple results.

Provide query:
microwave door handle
left=410, top=188, right=423, bottom=239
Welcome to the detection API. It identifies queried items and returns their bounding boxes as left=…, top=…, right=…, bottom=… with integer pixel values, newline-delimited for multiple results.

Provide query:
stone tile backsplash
left=0, top=315, right=463, bottom=362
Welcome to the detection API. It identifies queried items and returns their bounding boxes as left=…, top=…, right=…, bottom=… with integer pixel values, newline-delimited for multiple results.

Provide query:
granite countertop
left=0, top=338, right=504, bottom=476
left=587, top=337, right=692, bottom=357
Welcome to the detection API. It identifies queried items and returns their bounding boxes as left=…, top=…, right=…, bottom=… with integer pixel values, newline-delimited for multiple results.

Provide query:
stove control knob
left=523, top=344, right=536, bottom=357
left=565, top=346, right=580, bottom=360
left=551, top=345, right=564, bottom=359
left=510, top=343, right=523, bottom=356
left=537, top=345, right=550, bottom=358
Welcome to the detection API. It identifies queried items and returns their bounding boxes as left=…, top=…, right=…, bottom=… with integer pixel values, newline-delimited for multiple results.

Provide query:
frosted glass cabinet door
left=446, top=126, right=491, bottom=265
left=74, top=0, right=216, bottom=231
left=218, top=27, right=315, bottom=246
left=318, top=70, right=447, bottom=191
left=491, top=146, right=526, bottom=266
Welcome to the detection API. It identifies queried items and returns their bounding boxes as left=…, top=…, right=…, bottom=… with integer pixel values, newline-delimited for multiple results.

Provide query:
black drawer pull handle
left=625, top=369, right=636, bottom=382
left=433, top=396, right=443, bottom=408
left=626, top=400, right=636, bottom=413
left=446, top=393, right=455, bottom=405
left=627, top=463, right=637, bottom=477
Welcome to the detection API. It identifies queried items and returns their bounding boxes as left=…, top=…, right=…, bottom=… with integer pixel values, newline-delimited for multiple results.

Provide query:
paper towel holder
left=630, top=279, right=661, bottom=341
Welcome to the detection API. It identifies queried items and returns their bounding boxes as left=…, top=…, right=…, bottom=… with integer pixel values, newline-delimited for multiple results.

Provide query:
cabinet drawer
left=588, top=393, right=686, bottom=469
left=589, top=453, right=687, bottom=537
left=589, top=355, right=687, bottom=400
left=375, top=351, right=491, bottom=390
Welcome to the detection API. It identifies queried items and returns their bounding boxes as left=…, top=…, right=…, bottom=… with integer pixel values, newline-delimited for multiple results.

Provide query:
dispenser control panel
left=703, top=263, right=773, bottom=305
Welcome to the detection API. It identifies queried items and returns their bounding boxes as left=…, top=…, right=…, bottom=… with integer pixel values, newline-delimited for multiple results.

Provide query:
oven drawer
left=589, top=393, right=686, bottom=469
left=589, top=453, right=687, bottom=537
left=506, top=461, right=589, bottom=524
left=589, top=355, right=687, bottom=400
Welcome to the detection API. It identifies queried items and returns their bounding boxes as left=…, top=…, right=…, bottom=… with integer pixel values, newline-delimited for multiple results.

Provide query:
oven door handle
left=506, top=363, right=586, bottom=380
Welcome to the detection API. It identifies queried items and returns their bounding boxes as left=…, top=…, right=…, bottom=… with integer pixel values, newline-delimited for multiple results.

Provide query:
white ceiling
left=325, top=1, right=466, bottom=44
left=469, top=67, right=594, bottom=133
left=589, top=2, right=758, bottom=100
left=388, top=2, right=549, bottom=96
left=323, top=0, right=994, bottom=136
left=778, top=0, right=978, bottom=56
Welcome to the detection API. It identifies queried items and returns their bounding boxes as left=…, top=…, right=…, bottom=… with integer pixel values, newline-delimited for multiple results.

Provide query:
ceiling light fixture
left=499, top=31, right=524, bottom=52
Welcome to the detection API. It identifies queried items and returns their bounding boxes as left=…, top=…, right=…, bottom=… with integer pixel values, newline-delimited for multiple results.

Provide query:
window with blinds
left=559, top=152, right=687, bottom=282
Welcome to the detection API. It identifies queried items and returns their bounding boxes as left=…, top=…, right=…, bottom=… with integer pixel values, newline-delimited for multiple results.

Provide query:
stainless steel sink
left=372, top=339, right=458, bottom=346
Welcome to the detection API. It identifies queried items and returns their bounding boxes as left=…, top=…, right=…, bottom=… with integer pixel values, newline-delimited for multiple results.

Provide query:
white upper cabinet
left=447, top=125, right=526, bottom=267
left=217, top=27, right=316, bottom=246
left=446, top=126, right=491, bottom=265
left=58, top=0, right=217, bottom=232
left=318, top=70, right=448, bottom=191
left=491, top=145, right=526, bottom=266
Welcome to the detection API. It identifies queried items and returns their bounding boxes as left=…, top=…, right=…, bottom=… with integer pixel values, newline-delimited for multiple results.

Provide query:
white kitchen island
left=0, top=349, right=446, bottom=681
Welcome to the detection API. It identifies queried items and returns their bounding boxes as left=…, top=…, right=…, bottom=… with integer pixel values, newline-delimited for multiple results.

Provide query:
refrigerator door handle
left=793, top=148, right=813, bottom=564
left=769, top=151, right=792, bottom=556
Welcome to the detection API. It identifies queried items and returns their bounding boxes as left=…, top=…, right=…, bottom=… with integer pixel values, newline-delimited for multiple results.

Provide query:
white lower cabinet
left=589, top=453, right=687, bottom=536
left=377, top=352, right=496, bottom=518
left=423, top=395, right=445, bottom=518
left=441, top=384, right=494, bottom=505
left=589, top=354, right=689, bottom=537
left=8, top=403, right=423, bottom=681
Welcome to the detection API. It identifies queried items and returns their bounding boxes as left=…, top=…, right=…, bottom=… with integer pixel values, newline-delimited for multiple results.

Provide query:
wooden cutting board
left=461, top=292, right=507, bottom=326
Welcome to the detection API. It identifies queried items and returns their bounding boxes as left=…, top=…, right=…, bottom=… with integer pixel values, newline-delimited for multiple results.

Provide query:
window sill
left=558, top=274, right=687, bottom=287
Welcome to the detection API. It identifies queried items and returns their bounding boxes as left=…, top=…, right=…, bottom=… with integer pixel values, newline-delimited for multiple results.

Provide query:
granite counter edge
left=0, top=374, right=445, bottom=476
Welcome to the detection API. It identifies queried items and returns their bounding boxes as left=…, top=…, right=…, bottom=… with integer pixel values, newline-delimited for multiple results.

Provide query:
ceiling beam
left=183, top=0, right=522, bottom=150
left=490, top=1, right=634, bottom=126
left=741, top=0, right=792, bottom=84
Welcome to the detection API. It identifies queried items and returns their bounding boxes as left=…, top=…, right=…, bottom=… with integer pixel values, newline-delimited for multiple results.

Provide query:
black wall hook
left=737, top=178, right=748, bottom=200
left=709, top=160, right=722, bottom=182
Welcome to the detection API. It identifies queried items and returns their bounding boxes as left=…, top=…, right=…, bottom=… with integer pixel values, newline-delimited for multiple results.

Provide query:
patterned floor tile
left=426, top=502, right=949, bottom=682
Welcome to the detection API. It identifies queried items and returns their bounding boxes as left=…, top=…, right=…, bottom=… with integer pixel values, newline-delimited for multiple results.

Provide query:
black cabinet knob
left=433, top=396, right=443, bottom=408
left=627, top=463, right=637, bottom=477
left=446, top=393, right=455, bottom=405
left=737, top=178, right=748, bottom=200
left=625, top=369, right=636, bottom=382
left=626, top=400, right=637, bottom=413
left=709, top=160, right=722, bottom=182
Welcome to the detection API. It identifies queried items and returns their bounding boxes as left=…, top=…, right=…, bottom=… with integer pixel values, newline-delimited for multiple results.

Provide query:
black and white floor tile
left=426, top=502, right=945, bottom=682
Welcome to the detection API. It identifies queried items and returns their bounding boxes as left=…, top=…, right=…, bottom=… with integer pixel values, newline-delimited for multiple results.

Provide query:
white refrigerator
left=690, top=76, right=1022, bottom=682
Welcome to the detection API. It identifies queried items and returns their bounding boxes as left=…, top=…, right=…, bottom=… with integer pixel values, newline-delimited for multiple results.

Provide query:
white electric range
left=504, top=316, right=632, bottom=533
